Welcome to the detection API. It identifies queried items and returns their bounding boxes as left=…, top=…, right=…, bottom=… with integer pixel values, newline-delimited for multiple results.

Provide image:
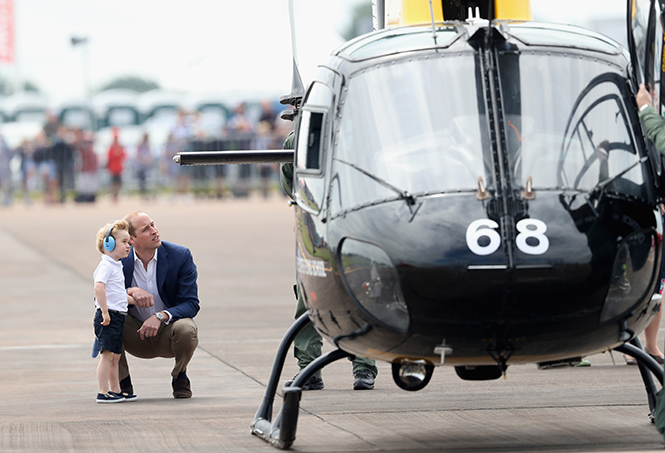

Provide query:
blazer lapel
left=156, top=245, right=169, bottom=300
left=123, top=249, right=135, bottom=287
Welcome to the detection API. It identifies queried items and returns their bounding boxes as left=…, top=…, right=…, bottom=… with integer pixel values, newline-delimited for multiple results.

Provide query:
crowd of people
left=0, top=100, right=293, bottom=206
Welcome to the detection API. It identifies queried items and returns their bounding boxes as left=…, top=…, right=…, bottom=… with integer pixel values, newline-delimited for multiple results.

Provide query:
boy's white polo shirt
left=93, top=254, right=128, bottom=312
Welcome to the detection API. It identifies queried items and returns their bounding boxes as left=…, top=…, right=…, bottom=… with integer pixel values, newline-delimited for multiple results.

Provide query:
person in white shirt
left=93, top=220, right=136, bottom=403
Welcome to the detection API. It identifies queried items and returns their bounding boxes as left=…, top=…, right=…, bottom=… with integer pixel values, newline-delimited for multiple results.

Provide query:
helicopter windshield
left=499, top=52, right=646, bottom=198
left=334, top=53, right=492, bottom=203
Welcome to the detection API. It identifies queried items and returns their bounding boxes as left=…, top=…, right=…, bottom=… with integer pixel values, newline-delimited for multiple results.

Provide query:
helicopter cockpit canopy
left=335, top=50, right=492, bottom=197
left=323, top=22, right=648, bottom=218
left=501, top=48, right=645, bottom=198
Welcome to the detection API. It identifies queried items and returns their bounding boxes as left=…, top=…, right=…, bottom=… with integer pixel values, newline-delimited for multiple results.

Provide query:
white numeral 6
left=466, top=219, right=501, bottom=256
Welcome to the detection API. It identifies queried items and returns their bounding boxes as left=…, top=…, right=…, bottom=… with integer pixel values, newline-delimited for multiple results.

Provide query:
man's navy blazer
left=121, top=241, right=200, bottom=321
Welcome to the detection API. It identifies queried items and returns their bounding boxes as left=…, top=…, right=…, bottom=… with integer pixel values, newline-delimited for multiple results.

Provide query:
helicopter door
left=293, top=82, right=334, bottom=214
left=628, top=0, right=665, bottom=184
left=628, top=0, right=655, bottom=89
left=627, top=0, right=665, bottom=109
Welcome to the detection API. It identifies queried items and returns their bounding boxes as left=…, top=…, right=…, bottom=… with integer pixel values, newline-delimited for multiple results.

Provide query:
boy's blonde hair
left=95, top=219, right=130, bottom=254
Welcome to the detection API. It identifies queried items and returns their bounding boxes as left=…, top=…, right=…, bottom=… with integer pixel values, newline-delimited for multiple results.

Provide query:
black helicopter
left=175, top=0, right=665, bottom=448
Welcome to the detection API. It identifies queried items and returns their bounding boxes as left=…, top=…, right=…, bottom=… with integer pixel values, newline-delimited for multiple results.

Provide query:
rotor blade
left=373, top=0, right=385, bottom=30
left=288, top=0, right=305, bottom=98
left=174, top=150, right=294, bottom=166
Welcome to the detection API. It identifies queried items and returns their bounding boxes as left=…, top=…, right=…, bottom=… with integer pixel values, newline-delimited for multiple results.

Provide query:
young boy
left=93, top=219, right=136, bottom=403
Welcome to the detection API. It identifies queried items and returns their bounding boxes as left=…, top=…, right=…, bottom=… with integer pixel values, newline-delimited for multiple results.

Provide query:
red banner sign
left=0, top=0, right=14, bottom=63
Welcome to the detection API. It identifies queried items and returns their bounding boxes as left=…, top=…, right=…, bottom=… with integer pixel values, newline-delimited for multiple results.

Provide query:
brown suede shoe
left=172, top=372, right=192, bottom=398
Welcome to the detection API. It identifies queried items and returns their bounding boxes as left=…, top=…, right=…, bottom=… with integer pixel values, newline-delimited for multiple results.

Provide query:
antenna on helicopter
left=428, top=0, right=438, bottom=44
left=280, top=0, right=305, bottom=122
left=466, top=6, right=487, bottom=26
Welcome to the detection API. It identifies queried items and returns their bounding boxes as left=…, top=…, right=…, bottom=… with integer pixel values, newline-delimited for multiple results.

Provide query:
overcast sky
left=1, top=0, right=627, bottom=105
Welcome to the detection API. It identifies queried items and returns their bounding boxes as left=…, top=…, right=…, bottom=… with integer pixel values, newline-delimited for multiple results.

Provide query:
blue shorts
left=93, top=309, right=125, bottom=354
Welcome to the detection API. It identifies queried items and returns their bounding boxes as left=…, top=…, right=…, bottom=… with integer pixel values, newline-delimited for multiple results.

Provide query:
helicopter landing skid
left=614, top=337, right=664, bottom=422
left=251, top=313, right=352, bottom=449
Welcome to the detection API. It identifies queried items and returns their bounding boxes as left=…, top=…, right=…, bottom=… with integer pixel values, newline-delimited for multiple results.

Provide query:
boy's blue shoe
left=96, top=392, right=125, bottom=403
left=111, top=391, right=137, bottom=402
left=91, top=338, right=100, bottom=358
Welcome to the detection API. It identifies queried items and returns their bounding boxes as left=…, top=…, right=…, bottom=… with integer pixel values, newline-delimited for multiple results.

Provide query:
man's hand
left=137, top=315, right=161, bottom=340
left=102, top=311, right=111, bottom=326
left=637, top=83, right=653, bottom=110
left=128, top=288, right=154, bottom=308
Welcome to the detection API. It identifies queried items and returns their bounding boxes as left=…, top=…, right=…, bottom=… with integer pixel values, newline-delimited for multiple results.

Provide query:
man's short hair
left=96, top=219, right=129, bottom=254
left=123, top=211, right=144, bottom=237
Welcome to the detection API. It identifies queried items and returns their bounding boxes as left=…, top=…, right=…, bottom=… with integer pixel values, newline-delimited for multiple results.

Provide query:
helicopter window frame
left=495, top=48, right=650, bottom=199
left=293, top=82, right=335, bottom=215
left=294, top=81, right=334, bottom=176
left=634, top=0, right=656, bottom=85
left=331, top=51, right=494, bottom=205
left=294, top=107, right=329, bottom=215
left=507, top=23, right=623, bottom=56
left=561, top=93, right=644, bottom=192
left=296, top=108, right=327, bottom=173
left=555, top=72, right=649, bottom=199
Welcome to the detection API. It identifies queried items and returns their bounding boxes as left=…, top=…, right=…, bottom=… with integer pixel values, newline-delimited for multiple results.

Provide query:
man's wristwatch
left=155, top=312, right=165, bottom=323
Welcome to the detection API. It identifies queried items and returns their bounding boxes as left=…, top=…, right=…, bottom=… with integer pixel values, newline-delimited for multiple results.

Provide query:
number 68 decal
left=466, top=219, right=549, bottom=256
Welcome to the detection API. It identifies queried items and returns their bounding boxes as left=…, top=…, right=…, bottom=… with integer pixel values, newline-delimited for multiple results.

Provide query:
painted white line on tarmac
left=201, top=339, right=281, bottom=344
left=0, top=338, right=282, bottom=351
left=0, top=344, right=88, bottom=351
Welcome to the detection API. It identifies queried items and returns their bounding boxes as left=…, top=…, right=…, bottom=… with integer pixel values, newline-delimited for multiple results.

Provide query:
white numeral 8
left=515, top=219, right=549, bottom=255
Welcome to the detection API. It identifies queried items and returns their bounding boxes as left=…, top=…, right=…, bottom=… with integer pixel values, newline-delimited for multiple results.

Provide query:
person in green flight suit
left=633, top=83, right=665, bottom=363
left=635, top=82, right=665, bottom=437
left=637, top=83, right=665, bottom=155
left=281, top=131, right=378, bottom=390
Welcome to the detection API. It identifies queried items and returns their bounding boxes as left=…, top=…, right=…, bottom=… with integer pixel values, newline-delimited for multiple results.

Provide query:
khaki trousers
left=119, top=315, right=199, bottom=380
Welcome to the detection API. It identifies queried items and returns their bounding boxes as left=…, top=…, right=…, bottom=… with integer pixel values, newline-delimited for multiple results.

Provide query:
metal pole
left=174, top=150, right=294, bottom=166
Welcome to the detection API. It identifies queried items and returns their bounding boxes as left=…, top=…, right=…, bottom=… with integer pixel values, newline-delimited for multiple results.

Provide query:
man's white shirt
left=129, top=248, right=173, bottom=323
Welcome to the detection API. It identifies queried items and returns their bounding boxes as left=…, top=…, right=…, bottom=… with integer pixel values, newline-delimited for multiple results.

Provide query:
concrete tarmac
left=0, top=194, right=664, bottom=452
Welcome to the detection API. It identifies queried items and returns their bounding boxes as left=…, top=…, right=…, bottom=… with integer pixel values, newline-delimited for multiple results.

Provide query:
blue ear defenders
left=103, top=225, right=115, bottom=252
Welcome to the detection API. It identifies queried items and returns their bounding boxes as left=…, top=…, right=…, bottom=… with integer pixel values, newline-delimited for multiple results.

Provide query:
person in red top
left=107, top=128, right=126, bottom=204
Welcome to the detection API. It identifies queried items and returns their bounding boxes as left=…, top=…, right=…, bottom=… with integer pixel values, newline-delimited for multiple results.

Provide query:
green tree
left=341, top=2, right=373, bottom=41
left=0, top=76, right=11, bottom=95
left=0, top=76, right=40, bottom=95
left=22, top=81, right=40, bottom=92
left=98, top=76, right=160, bottom=93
